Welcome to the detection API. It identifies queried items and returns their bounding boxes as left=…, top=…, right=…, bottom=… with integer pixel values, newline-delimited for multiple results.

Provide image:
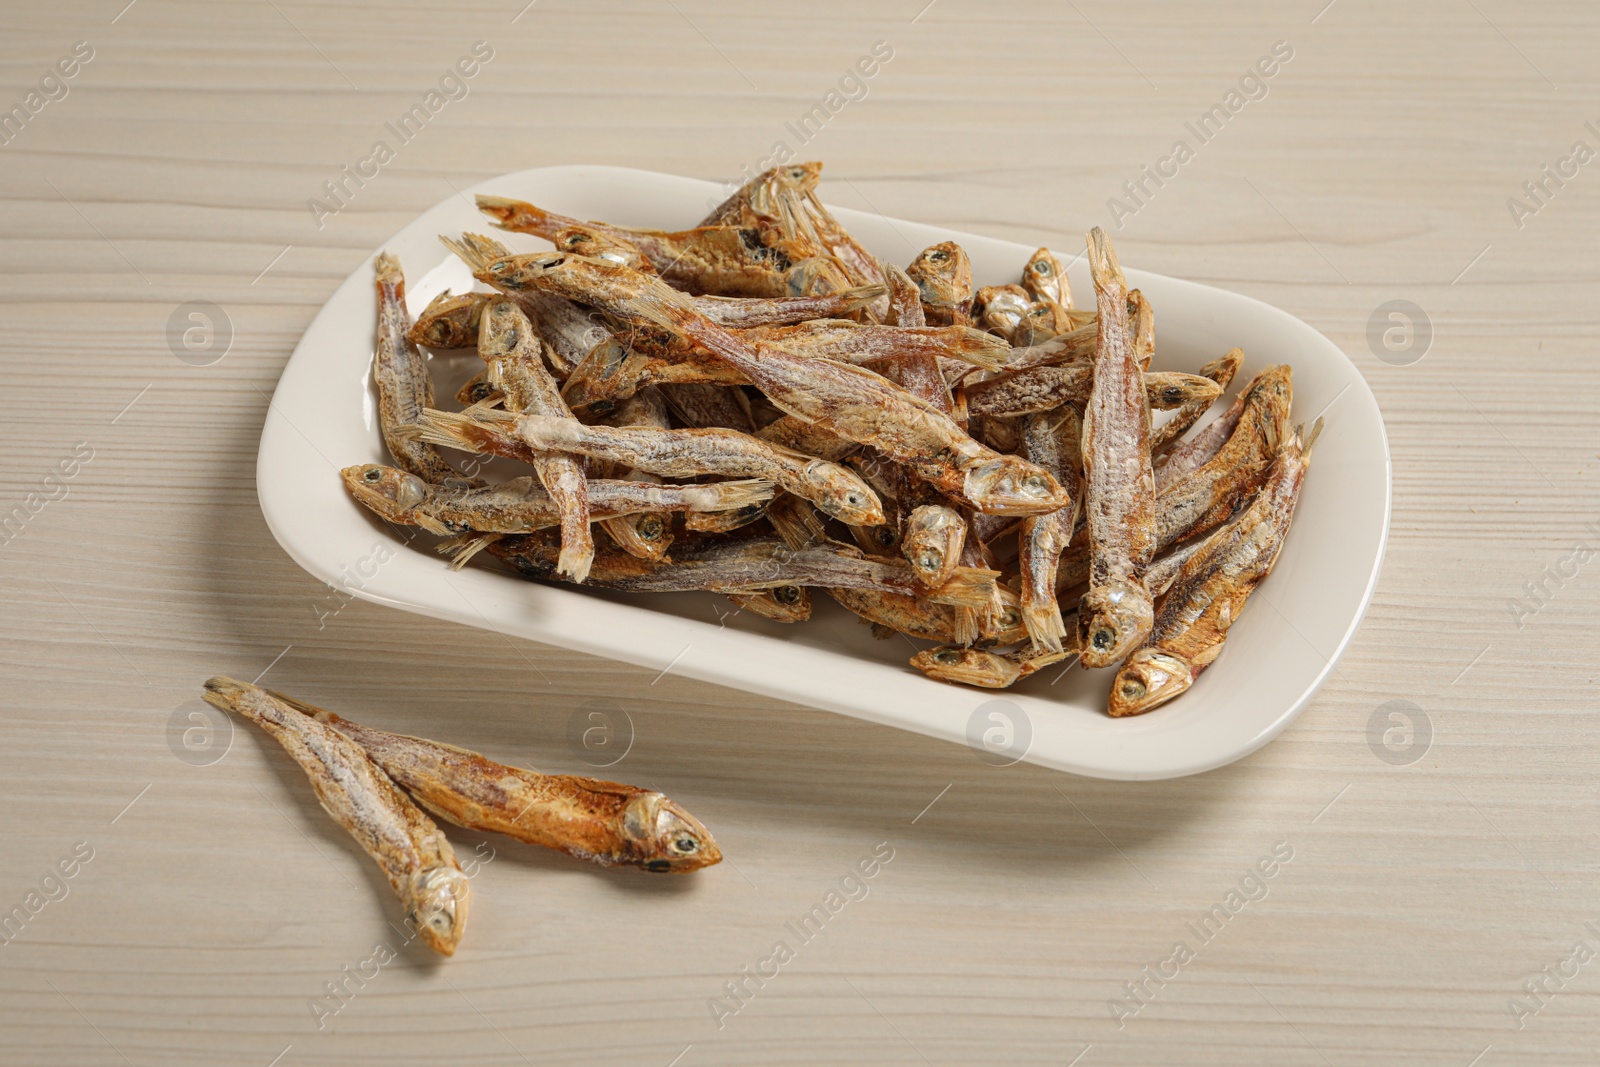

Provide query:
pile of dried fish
left=203, top=677, right=720, bottom=956
left=345, top=162, right=1318, bottom=717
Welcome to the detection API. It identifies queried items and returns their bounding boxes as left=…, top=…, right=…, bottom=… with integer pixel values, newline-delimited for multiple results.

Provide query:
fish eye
left=933, top=648, right=961, bottom=665
left=363, top=468, right=383, bottom=483
left=1092, top=628, right=1114, bottom=650
left=786, top=167, right=807, bottom=179
left=1024, top=475, right=1049, bottom=491
left=638, top=517, right=667, bottom=541
left=917, top=550, right=942, bottom=570
left=846, top=492, right=865, bottom=506
left=1121, top=680, right=1147, bottom=699
left=774, top=585, right=802, bottom=604
left=1032, top=261, right=1053, bottom=275
left=673, top=836, right=699, bottom=853
left=927, top=249, right=949, bottom=263
left=999, top=610, right=1020, bottom=628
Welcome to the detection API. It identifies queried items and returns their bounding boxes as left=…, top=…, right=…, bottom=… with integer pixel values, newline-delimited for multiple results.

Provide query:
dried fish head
left=973, top=285, right=1031, bottom=340
left=342, top=464, right=427, bottom=520
left=962, top=454, right=1072, bottom=515
left=407, top=865, right=473, bottom=956
left=1107, top=648, right=1194, bottom=717
left=623, top=792, right=723, bottom=873
left=554, top=224, right=654, bottom=273
left=910, top=646, right=1022, bottom=689
left=1077, top=578, right=1156, bottom=669
left=800, top=458, right=885, bottom=526
left=906, top=242, right=973, bottom=314
left=1022, top=247, right=1069, bottom=307
left=1152, top=373, right=1224, bottom=409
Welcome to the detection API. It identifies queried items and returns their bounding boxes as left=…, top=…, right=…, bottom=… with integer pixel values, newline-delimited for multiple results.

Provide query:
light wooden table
left=3, top=1, right=1597, bottom=1064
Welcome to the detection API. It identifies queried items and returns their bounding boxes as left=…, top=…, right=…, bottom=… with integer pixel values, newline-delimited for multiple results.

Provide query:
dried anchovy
left=341, top=463, right=773, bottom=536
left=1075, top=228, right=1156, bottom=668
left=1108, top=421, right=1319, bottom=716
left=490, top=533, right=998, bottom=607
left=271, top=690, right=722, bottom=872
left=202, top=677, right=470, bottom=956
left=373, top=253, right=478, bottom=487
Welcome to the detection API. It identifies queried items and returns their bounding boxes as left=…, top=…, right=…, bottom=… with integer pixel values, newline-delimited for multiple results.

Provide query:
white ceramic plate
left=258, top=165, right=1390, bottom=780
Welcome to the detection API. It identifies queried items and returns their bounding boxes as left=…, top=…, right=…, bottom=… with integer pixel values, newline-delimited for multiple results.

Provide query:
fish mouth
left=340, top=465, right=425, bottom=516
left=1108, top=649, right=1193, bottom=716
left=962, top=459, right=1067, bottom=516
left=1076, top=580, right=1154, bottom=668
left=911, top=648, right=1017, bottom=689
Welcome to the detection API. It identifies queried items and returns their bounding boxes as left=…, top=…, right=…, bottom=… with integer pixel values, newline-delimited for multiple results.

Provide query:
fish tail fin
left=952, top=327, right=1011, bottom=371
left=436, top=532, right=502, bottom=570
left=555, top=517, right=595, bottom=583
left=834, top=284, right=888, bottom=315
left=439, top=231, right=512, bottom=273
left=1021, top=599, right=1067, bottom=654
left=1085, top=227, right=1126, bottom=293
left=374, top=251, right=403, bottom=287
left=686, top=478, right=777, bottom=512
left=1300, top=417, right=1325, bottom=459
left=929, top=567, right=1001, bottom=610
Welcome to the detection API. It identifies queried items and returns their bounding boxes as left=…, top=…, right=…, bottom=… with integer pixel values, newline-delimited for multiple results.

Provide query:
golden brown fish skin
left=1153, top=364, right=1292, bottom=549
left=692, top=285, right=886, bottom=329
left=438, top=233, right=602, bottom=377
left=373, top=253, right=479, bottom=488
left=476, top=196, right=805, bottom=298
left=1108, top=421, right=1319, bottom=717
left=409, top=290, right=493, bottom=349
left=880, top=260, right=927, bottom=328
left=1151, top=347, right=1245, bottom=454
left=661, top=382, right=755, bottom=434
left=1077, top=227, right=1156, bottom=668
left=910, top=645, right=1072, bottom=689
left=726, top=585, right=813, bottom=622
left=201, top=677, right=470, bottom=956
left=755, top=415, right=859, bottom=463
left=1154, top=362, right=1262, bottom=492
left=510, top=414, right=882, bottom=526
left=1128, top=289, right=1154, bottom=372
left=492, top=533, right=997, bottom=606
left=747, top=320, right=1008, bottom=372
left=795, top=178, right=888, bottom=297
left=966, top=365, right=1222, bottom=419
left=901, top=504, right=967, bottom=589
left=828, top=586, right=969, bottom=644
left=597, top=386, right=678, bottom=560
left=905, top=242, right=973, bottom=326
left=552, top=223, right=658, bottom=273
left=270, top=692, right=721, bottom=873
left=701, top=163, right=822, bottom=227
left=1018, top=408, right=1081, bottom=653
left=480, top=297, right=594, bottom=581
left=560, top=319, right=1004, bottom=414
left=477, top=251, right=1070, bottom=515
left=341, top=464, right=773, bottom=536
left=1022, top=247, right=1071, bottom=308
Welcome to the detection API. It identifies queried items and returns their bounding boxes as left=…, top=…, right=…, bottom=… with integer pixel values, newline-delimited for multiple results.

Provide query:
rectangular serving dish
left=257, top=165, right=1390, bottom=780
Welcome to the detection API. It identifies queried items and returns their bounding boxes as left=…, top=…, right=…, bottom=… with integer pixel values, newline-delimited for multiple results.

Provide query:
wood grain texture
left=2, top=1, right=1598, bottom=1064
